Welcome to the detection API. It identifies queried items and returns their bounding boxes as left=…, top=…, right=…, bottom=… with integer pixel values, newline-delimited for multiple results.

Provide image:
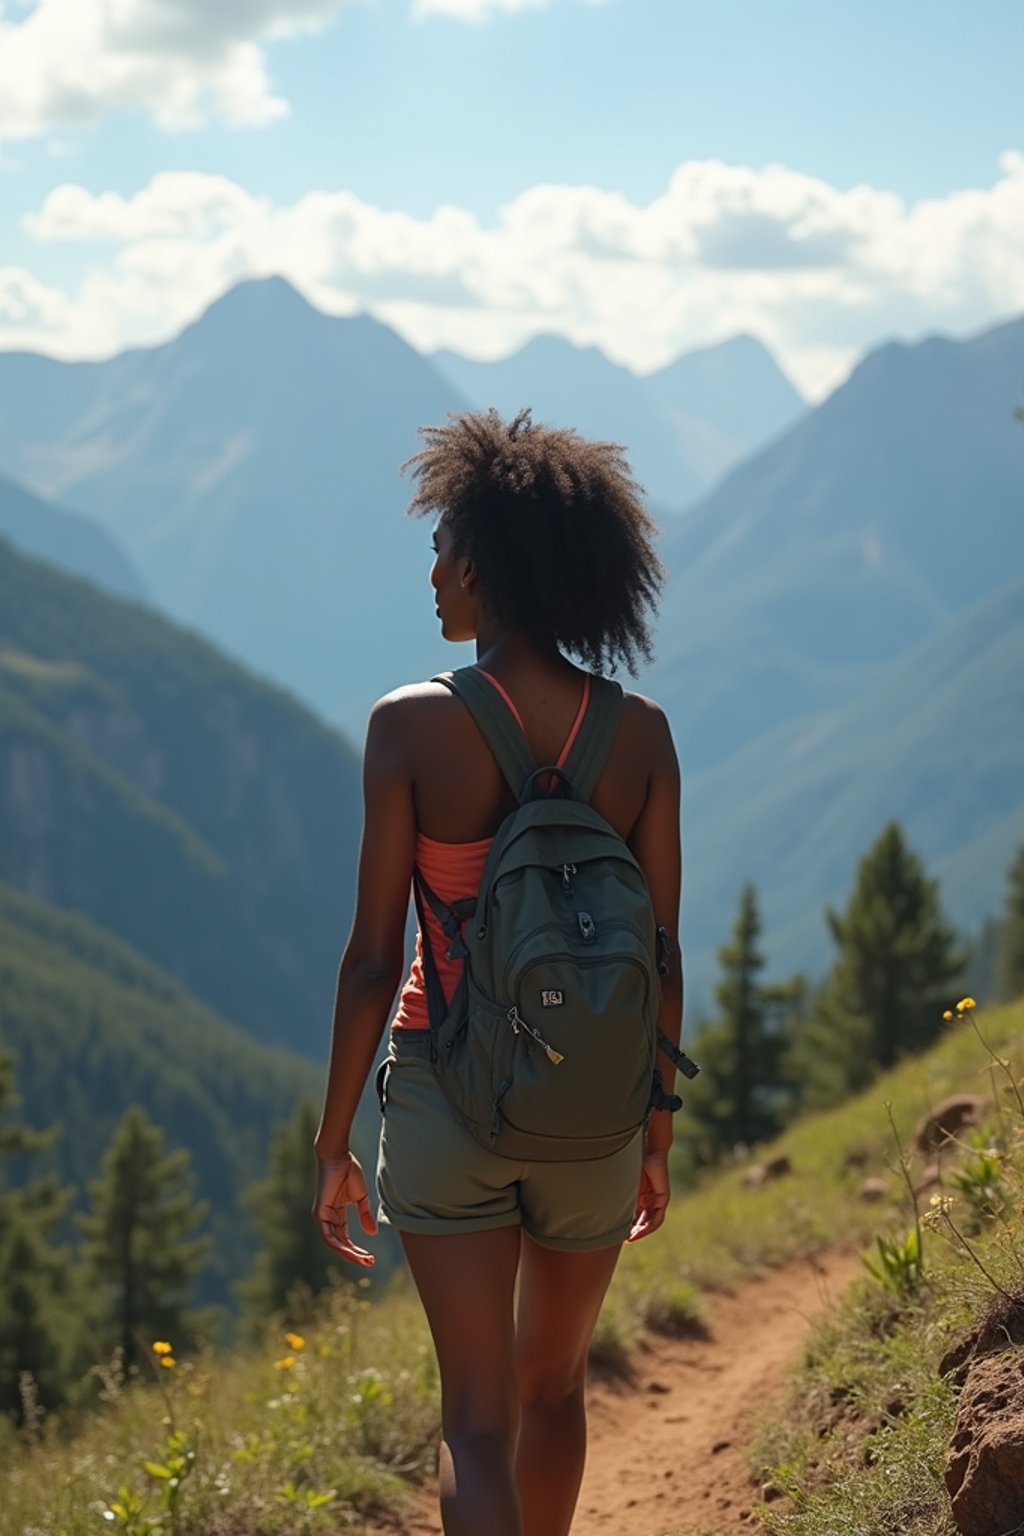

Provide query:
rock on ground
left=945, top=1351, right=1024, bottom=1536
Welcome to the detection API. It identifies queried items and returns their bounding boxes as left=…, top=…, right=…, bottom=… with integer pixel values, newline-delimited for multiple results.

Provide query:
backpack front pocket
left=498, top=945, right=654, bottom=1143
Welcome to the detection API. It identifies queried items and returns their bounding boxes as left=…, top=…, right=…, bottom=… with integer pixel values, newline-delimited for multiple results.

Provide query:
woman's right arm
left=312, top=694, right=417, bottom=1263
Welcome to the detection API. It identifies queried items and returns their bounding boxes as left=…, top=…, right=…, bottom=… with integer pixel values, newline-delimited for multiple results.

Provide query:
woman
left=313, top=408, right=684, bottom=1536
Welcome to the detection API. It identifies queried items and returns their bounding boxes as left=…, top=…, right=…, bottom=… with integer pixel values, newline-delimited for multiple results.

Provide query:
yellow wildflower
left=160, top=1357, right=177, bottom=1369
left=957, top=997, right=976, bottom=1012
left=942, top=1010, right=954, bottom=1021
left=274, top=1355, right=296, bottom=1371
left=284, top=1332, right=305, bottom=1352
left=151, top=1341, right=173, bottom=1356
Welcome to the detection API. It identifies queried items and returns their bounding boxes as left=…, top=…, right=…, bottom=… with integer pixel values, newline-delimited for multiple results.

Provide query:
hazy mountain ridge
left=0, top=536, right=362, bottom=1056
left=678, top=571, right=1024, bottom=995
left=0, top=277, right=474, bottom=732
left=649, top=311, right=1024, bottom=772
left=0, top=468, right=145, bottom=603
left=432, top=329, right=806, bottom=507
left=0, top=278, right=808, bottom=735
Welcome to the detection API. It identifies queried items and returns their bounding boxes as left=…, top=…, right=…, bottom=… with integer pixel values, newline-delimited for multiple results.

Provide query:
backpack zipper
left=502, top=921, right=655, bottom=1000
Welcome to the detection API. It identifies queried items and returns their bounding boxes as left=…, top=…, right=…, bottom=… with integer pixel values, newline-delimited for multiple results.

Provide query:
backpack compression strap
left=433, top=668, right=624, bottom=805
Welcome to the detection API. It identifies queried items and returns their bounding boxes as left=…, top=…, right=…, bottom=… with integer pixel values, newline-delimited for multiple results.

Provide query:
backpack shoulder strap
left=558, top=674, right=624, bottom=803
left=433, top=667, right=536, bottom=802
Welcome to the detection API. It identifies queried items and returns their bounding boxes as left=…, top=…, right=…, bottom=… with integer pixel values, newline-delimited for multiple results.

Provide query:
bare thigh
left=401, top=1226, right=523, bottom=1430
left=515, top=1233, right=622, bottom=1398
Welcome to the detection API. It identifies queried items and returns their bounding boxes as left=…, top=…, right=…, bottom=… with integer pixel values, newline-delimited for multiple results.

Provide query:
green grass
left=599, top=996, right=1024, bottom=1337
left=4, top=997, right=1023, bottom=1535
left=742, top=1002, right=1024, bottom=1535
left=2, top=1283, right=440, bottom=1536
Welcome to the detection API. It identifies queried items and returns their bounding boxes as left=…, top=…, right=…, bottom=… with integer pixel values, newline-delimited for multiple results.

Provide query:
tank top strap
left=474, top=668, right=591, bottom=769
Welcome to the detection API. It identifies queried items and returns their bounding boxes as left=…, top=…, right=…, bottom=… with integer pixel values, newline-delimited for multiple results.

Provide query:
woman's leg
left=401, top=1225, right=524, bottom=1536
left=513, top=1234, right=623, bottom=1536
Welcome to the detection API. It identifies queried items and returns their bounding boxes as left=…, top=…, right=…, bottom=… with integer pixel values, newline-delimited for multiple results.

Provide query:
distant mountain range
left=432, top=330, right=805, bottom=507
left=0, top=277, right=807, bottom=734
left=648, top=314, right=1024, bottom=767
left=0, top=283, right=1021, bottom=1020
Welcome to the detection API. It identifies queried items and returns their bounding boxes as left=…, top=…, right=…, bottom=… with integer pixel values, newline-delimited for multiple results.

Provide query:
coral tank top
left=392, top=670, right=591, bottom=1031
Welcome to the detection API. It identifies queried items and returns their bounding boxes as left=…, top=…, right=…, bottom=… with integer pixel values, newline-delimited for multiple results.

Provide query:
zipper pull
left=560, top=863, right=577, bottom=894
left=508, top=1007, right=565, bottom=1065
left=578, top=910, right=596, bottom=943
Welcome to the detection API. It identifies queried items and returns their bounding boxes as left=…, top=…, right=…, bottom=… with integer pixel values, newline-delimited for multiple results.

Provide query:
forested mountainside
left=0, top=881, right=363, bottom=1310
left=0, top=536, right=362, bottom=1056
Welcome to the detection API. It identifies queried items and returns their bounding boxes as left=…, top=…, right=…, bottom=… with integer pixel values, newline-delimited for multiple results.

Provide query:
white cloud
left=10, top=152, right=1024, bottom=399
left=412, top=0, right=545, bottom=18
left=412, top=0, right=609, bottom=19
left=0, top=266, right=73, bottom=331
left=0, top=0, right=345, bottom=139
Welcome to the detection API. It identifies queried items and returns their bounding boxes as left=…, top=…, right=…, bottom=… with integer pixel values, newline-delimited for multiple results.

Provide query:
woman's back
left=396, top=660, right=664, bottom=848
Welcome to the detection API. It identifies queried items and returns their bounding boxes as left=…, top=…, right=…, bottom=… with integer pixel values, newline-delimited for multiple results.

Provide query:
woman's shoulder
left=618, top=687, right=679, bottom=772
left=620, top=686, right=673, bottom=735
left=363, top=678, right=466, bottom=754
left=372, top=678, right=456, bottom=713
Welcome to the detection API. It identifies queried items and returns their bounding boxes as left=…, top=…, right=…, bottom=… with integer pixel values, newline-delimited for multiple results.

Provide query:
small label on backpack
left=540, top=990, right=564, bottom=1008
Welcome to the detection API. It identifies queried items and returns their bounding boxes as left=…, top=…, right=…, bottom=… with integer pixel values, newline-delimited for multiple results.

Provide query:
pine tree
left=0, top=1051, right=77, bottom=1415
left=238, top=1098, right=336, bottom=1325
left=791, top=822, right=965, bottom=1106
left=686, top=885, right=801, bottom=1164
left=76, top=1106, right=210, bottom=1374
left=997, top=842, right=1024, bottom=1001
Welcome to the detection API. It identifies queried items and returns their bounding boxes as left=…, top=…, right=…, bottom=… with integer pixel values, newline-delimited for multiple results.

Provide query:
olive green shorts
left=375, top=1029, right=644, bottom=1251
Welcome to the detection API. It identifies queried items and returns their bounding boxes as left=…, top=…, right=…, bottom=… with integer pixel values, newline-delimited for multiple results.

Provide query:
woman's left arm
left=312, top=694, right=416, bottom=1264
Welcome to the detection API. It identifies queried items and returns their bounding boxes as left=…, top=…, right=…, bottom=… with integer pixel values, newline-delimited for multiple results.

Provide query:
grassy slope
left=605, top=996, right=1024, bottom=1323
left=4, top=997, right=1022, bottom=1535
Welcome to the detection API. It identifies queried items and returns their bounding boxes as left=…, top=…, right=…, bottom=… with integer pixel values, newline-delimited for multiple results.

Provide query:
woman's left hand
left=626, top=1148, right=670, bottom=1242
left=312, top=1151, right=378, bottom=1266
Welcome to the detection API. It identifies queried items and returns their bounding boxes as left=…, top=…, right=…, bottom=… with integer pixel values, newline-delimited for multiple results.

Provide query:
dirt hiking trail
left=397, top=1247, right=862, bottom=1536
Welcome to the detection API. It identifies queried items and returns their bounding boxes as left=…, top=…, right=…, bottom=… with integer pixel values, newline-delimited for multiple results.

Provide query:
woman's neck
left=474, top=624, right=567, bottom=677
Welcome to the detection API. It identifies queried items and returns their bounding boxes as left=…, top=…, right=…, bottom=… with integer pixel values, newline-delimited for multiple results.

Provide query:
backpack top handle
left=433, top=667, right=623, bottom=805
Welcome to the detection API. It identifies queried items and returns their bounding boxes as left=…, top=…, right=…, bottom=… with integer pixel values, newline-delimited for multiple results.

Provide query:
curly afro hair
left=404, top=408, right=663, bottom=675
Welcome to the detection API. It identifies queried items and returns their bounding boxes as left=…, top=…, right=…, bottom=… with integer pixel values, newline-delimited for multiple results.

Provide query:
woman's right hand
left=312, top=1151, right=378, bottom=1266
left=626, top=1148, right=670, bottom=1242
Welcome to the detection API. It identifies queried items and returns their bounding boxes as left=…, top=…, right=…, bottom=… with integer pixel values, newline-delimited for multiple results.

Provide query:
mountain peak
left=201, top=275, right=319, bottom=324
left=184, top=282, right=327, bottom=353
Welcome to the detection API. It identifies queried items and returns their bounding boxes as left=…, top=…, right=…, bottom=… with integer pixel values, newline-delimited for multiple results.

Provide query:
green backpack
left=414, top=667, right=699, bottom=1162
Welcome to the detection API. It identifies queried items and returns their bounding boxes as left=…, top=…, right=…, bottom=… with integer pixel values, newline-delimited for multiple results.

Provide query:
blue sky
left=1, top=0, right=1022, bottom=396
